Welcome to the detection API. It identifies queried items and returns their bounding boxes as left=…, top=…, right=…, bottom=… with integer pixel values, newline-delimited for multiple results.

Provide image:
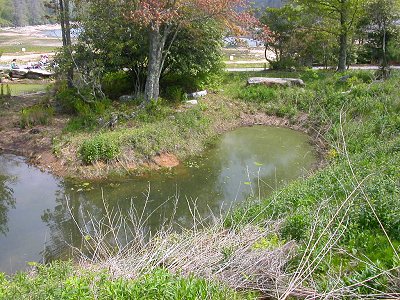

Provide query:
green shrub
left=55, top=86, right=81, bottom=114
left=56, top=84, right=111, bottom=116
left=269, top=57, right=300, bottom=70
left=55, top=83, right=112, bottom=132
left=80, top=135, right=120, bottom=164
left=300, top=68, right=319, bottom=81
left=136, top=99, right=171, bottom=123
left=164, top=85, right=187, bottom=103
left=102, top=71, right=134, bottom=100
left=238, top=86, right=278, bottom=103
left=20, top=105, right=55, bottom=128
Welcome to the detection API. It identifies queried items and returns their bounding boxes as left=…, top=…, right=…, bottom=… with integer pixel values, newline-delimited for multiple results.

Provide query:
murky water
left=0, top=126, right=316, bottom=273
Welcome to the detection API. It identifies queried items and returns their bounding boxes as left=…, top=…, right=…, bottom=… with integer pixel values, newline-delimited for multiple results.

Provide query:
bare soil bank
left=0, top=93, right=326, bottom=179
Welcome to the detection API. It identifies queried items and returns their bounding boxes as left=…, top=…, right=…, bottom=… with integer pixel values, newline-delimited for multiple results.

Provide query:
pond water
left=0, top=126, right=316, bottom=274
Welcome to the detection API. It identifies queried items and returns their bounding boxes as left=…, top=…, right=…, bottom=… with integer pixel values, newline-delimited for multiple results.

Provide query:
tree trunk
left=380, top=25, right=390, bottom=79
left=144, top=28, right=165, bottom=102
left=59, top=0, right=73, bottom=88
left=64, top=0, right=73, bottom=88
left=338, top=9, right=347, bottom=72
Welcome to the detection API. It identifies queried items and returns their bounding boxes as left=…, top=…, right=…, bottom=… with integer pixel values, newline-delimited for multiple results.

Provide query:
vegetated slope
left=227, top=69, right=400, bottom=296
left=251, top=0, right=284, bottom=9
left=0, top=0, right=52, bottom=27
left=0, top=262, right=256, bottom=300
left=1, top=70, right=399, bottom=299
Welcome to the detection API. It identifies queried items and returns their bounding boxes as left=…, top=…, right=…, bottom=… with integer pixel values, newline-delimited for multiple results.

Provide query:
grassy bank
left=53, top=81, right=292, bottom=178
left=225, top=69, right=400, bottom=296
left=0, top=261, right=255, bottom=300
left=6, top=83, right=50, bottom=96
left=2, top=69, right=399, bottom=298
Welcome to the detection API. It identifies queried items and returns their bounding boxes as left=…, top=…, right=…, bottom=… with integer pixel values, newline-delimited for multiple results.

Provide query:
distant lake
left=42, top=28, right=79, bottom=38
left=40, top=29, right=260, bottom=47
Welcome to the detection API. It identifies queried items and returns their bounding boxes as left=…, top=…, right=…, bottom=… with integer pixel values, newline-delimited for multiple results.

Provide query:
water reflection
left=0, top=171, right=16, bottom=235
left=0, top=126, right=316, bottom=273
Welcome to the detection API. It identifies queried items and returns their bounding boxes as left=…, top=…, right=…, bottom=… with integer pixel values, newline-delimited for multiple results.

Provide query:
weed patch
left=0, top=261, right=255, bottom=300
left=20, top=105, right=54, bottom=128
left=226, top=70, right=400, bottom=295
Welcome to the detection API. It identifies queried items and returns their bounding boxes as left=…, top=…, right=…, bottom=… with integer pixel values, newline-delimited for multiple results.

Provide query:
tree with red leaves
left=127, top=0, right=255, bottom=102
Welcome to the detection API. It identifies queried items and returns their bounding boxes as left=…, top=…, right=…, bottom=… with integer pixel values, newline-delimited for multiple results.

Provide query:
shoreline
left=0, top=98, right=326, bottom=180
left=0, top=24, right=61, bottom=38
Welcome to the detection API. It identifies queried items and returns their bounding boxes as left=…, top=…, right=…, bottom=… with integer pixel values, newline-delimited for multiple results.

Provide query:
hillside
left=251, top=0, right=284, bottom=9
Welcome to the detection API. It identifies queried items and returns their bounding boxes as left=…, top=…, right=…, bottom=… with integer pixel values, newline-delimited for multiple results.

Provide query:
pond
left=0, top=126, right=316, bottom=273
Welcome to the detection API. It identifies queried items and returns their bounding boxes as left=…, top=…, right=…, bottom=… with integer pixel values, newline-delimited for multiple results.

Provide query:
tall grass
left=4, top=69, right=399, bottom=298
left=62, top=192, right=295, bottom=299
left=19, top=104, right=55, bottom=128
left=225, top=70, right=400, bottom=296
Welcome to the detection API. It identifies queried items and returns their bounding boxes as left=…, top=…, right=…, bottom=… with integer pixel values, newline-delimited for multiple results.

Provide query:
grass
left=19, top=104, right=54, bottom=128
left=4, top=69, right=399, bottom=298
left=53, top=90, right=239, bottom=176
left=0, top=32, right=60, bottom=53
left=222, top=48, right=265, bottom=61
left=0, top=45, right=58, bottom=54
left=7, top=84, right=50, bottom=96
left=0, top=261, right=256, bottom=300
left=223, top=69, right=400, bottom=296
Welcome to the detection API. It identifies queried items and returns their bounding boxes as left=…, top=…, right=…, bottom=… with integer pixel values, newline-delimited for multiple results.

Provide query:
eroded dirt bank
left=0, top=93, right=326, bottom=179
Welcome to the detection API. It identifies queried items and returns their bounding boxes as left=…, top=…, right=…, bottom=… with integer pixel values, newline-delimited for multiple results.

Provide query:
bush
left=20, top=105, right=55, bottom=129
left=55, top=83, right=112, bottom=132
left=80, top=135, right=120, bottom=164
left=136, top=99, right=171, bottom=123
left=55, top=86, right=81, bottom=115
left=301, top=68, right=320, bottom=81
left=55, top=84, right=111, bottom=116
left=269, top=57, right=300, bottom=70
left=164, top=85, right=187, bottom=103
left=102, top=71, right=135, bottom=100
left=238, top=86, right=278, bottom=103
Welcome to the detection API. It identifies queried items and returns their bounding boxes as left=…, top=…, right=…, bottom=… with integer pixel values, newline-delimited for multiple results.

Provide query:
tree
left=261, top=5, right=303, bottom=68
left=296, top=0, right=365, bottom=71
left=27, top=0, right=46, bottom=24
left=0, top=0, right=14, bottom=26
left=361, top=0, right=400, bottom=77
left=127, top=0, right=254, bottom=102
left=69, top=0, right=225, bottom=100
left=260, top=4, right=337, bottom=69
left=45, top=0, right=74, bottom=86
left=12, top=0, right=29, bottom=26
left=0, top=174, right=16, bottom=235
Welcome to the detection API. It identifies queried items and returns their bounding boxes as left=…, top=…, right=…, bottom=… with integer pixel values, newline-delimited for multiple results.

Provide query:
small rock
left=29, top=128, right=41, bottom=134
left=119, top=95, right=135, bottom=102
left=247, top=77, right=305, bottom=87
left=109, top=114, right=118, bottom=129
left=187, top=90, right=207, bottom=99
left=186, top=100, right=198, bottom=105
